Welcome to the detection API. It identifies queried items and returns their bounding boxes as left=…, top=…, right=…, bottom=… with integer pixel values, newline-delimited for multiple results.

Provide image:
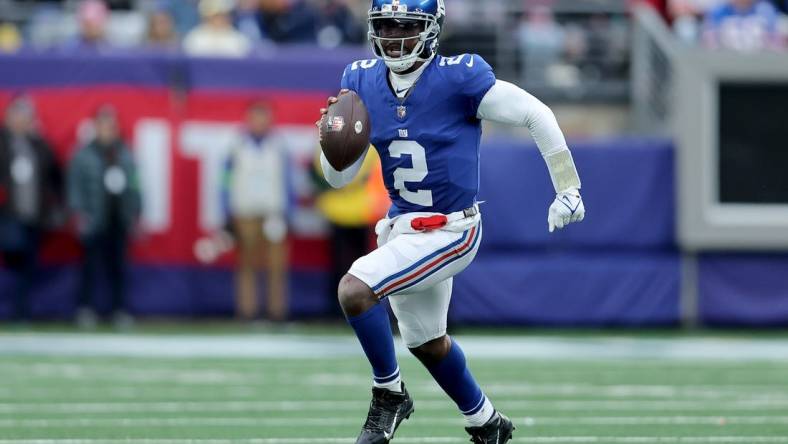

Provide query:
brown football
left=319, top=90, right=370, bottom=171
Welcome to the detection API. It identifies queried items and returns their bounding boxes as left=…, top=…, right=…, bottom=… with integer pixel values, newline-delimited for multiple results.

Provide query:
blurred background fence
left=1, top=0, right=788, bottom=327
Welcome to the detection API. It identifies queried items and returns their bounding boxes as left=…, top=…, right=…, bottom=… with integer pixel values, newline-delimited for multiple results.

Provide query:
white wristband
left=544, top=148, right=581, bottom=193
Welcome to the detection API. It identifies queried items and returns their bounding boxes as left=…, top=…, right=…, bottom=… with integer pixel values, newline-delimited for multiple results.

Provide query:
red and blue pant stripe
left=372, top=224, right=482, bottom=297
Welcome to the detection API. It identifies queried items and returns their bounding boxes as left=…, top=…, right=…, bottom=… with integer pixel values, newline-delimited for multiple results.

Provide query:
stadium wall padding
left=478, top=137, right=675, bottom=250
left=451, top=251, right=681, bottom=326
left=697, top=253, right=788, bottom=326
left=1, top=52, right=787, bottom=325
left=0, top=266, right=331, bottom=319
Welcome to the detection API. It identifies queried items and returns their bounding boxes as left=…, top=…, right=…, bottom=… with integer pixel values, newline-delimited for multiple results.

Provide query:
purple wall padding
left=0, top=266, right=332, bottom=320
left=699, top=253, right=788, bottom=326
left=450, top=251, right=681, bottom=326
left=2, top=253, right=681, bottom=325
left=479, top=137, right=675, bottom=250
left=0, top=48, right=369, bottom=92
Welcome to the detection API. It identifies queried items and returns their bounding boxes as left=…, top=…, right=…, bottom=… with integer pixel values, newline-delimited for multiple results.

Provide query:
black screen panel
left=718, top=82, right=788, bottom=204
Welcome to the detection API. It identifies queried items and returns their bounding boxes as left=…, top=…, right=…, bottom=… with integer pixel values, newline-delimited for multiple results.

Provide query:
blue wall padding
left=698, top=253, right=788, bottom=326
left=450, top=251, right=680, bottom=326
left=479, top=137, right=675, bottom=250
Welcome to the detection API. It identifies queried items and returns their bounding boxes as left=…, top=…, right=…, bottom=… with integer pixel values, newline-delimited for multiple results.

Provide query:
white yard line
left=3, top=437, right=788, bottom=444
left=519, top=439, right=788, bottom=443
left=1, top=333, right=788, bottom=360
left=0, top=363, right=257, bottom=384
left=2, top=383, right=786, bottom=402
left=2, top=385, right=785, bottom=401
left=480, top=383, right=788, bottom=398
left=2, top=416, right=788, bottom=428
left=3, top=399, right=788, bottom=414
left=518, top=440, right=788, bottom=443
left=522, top=416, right=788, bottom=425
left=0, top=439, right=459, bottom=444
left=0, top=387, right=267, bottom=400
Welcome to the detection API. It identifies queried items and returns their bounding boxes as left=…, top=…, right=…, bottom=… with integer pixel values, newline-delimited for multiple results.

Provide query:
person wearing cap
left=67, top=106, right=141, bottom=329
left=184, top=0, right=252, bottom=57
left=65, top=0, right=112, bottom=51
left=0, top=96, right=63, bottom=322
left=146, top=7, right=180, bottom=50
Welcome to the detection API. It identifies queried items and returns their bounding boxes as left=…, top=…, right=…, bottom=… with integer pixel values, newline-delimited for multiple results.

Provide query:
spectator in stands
left=0, top=22, right=22, bottom=53
left=259, top=0, right=319, bottom=43
left=669, top=0, right=727, bottom=43
left=703, top=0, right=783, bottom=49
left=234, top=0, right=271, bottom=45
left=313, top=0, right=366, bottom=47
left=0, top=96, right=63, bottom=322
left=221, top=101, right=289, bottom=321
left=162, top=0, right=202, bottom=37
left=146, top=7, right=179, bottom=49
left=66, top=0, right=112, bottom=52
left=184, top=0, right=252, bottom=57
left=517, top=6, right=565, bottom=87
left=67, top=105, right=141, bottom=329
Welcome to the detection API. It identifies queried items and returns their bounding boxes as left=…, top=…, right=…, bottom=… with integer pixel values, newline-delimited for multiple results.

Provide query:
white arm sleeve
left=320, top=148, right=369, bottom=189
left=477, top=80, right=581, bottom=192
left=478, top=79, right=567, bottom=155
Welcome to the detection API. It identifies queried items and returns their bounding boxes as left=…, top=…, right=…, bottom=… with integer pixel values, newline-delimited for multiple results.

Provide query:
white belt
left=378, top=204, right=481, bottom=242
left=446, top=204, right=480, bottom=223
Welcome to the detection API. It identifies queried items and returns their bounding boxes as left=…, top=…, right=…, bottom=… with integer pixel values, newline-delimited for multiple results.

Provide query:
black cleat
left=465, top=412, right=515, bottom=444
left=355, top=383, right=414, bottom=444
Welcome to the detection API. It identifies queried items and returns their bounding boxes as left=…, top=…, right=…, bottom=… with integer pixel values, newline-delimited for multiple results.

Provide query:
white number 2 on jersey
left=389, top=140, right=433, bottom=207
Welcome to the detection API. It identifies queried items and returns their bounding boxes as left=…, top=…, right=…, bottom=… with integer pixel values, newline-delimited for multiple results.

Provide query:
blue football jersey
left=341, top=54, right=496, bottom=217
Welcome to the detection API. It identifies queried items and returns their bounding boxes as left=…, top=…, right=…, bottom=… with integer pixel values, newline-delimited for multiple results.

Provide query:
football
left=319, top=90, right=370, bottom=171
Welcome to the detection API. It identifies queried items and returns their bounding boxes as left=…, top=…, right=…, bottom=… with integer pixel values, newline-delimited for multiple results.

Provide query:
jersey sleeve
left=454, top=54, right=496, bottom=118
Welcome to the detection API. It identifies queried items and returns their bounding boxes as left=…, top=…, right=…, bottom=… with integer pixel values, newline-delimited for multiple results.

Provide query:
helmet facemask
left=368, top=11, right=440, bottom=73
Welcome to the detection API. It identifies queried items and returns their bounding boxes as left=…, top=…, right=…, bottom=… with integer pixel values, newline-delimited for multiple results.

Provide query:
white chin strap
left=385, top=56, right=418, bottom=73
left=386, top=50, right=436, bottom=74
left=378, top=38, right=425, bottom=73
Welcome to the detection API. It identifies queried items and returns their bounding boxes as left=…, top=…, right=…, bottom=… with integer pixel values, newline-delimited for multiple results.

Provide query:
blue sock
left=347, top=303, right=400, bottom=388
left=425, top=338, right=487, bottom=416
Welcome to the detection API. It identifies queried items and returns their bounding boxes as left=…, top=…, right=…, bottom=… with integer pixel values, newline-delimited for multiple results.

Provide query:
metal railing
left=630, top=6, right=682, bottom=135
left=443, top=0, right=631, bottom=102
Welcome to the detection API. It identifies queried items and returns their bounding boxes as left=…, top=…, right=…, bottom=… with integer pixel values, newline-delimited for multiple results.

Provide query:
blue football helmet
left=368, top=0, right=445, bottom=72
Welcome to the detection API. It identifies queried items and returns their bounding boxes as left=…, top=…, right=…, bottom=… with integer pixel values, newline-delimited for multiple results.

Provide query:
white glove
left=548, top=187, right=585, bottom=233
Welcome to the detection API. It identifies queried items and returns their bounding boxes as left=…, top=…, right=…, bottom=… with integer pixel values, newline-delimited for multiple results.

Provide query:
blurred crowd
left=0, top=0, right=368, bottom=55
left=513, top=0, right=787, bottom=93
left=666, top=0, right=788, bottom=50
left=514, top=7, right=630, bottom=91
left=0, top=0, right=784, bottom=59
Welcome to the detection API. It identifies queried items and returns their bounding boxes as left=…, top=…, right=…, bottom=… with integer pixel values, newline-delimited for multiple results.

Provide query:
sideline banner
left=0, top=51, right=363, bottom=267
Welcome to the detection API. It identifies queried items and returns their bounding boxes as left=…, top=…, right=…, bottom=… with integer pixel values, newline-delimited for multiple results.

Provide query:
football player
left=317, top=0, right=585, bottom=442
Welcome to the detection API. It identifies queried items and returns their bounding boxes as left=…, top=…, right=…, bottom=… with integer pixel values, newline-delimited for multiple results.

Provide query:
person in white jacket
left=183, top=0, right=251, bottom=57
left=222, top=101, right=288, bottom=321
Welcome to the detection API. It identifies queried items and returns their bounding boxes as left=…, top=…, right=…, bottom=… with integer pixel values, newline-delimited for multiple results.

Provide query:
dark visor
left=371, top=17, right=425, bottom=32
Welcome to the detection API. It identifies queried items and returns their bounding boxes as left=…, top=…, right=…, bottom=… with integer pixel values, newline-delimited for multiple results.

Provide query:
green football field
left=2, top=328, right=788, bottom=443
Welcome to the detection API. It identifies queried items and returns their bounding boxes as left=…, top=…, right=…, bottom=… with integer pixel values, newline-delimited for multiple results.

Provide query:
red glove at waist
left=410, top=214, right=448, bottom=231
